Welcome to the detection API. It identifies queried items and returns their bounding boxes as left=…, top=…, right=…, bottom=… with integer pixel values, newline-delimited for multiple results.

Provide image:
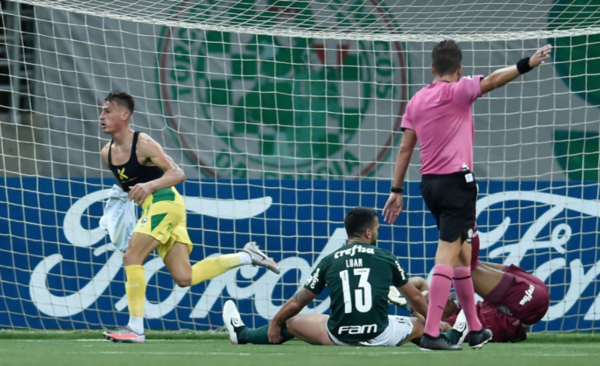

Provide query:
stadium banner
left=34, top=4, right=600, bottom=182
left=1, top=177, right=599, bottom=332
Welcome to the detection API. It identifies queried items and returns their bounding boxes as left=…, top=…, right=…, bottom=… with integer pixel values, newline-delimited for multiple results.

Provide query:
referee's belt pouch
left=461, top=169, right=477, bottom=188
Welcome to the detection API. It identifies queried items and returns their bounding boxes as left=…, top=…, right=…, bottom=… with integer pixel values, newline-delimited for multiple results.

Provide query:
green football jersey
left=303, top=242, right=408, bottom=343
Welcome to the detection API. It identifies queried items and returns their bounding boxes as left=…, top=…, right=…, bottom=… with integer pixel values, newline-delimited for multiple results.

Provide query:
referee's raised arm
left=480, top=44, right=552, bottom=94
left=382, top=40, right=552, bottom=351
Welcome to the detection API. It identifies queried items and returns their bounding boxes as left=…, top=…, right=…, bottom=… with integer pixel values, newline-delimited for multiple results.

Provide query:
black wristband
left=391, top=187, right=403, bottom=194
left=516, top=57, right=533, bottom=74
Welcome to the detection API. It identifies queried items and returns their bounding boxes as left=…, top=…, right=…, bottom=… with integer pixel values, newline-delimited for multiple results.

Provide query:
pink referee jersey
left=401, top=76, right=484, bottom=175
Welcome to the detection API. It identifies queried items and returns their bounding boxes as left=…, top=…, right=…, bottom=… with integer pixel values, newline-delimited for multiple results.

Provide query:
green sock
left=237, top=324, right=295, bottom=345
left=441, top=329, right=462, bottom=344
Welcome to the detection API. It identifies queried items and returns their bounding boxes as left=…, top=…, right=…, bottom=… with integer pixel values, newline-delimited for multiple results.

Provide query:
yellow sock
left=125, top=265, right=146, bottom=318
left=191, top=254, right=242, bottom=285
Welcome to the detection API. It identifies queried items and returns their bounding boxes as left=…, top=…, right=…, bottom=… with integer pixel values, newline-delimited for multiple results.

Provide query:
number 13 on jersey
left=339, top=268, right=372, bottom=313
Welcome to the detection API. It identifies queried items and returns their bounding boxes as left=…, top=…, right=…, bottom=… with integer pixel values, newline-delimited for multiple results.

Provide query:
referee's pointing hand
left=529, top=44, right=552, bottom=68
left=383, top=192, right=404, bottom=224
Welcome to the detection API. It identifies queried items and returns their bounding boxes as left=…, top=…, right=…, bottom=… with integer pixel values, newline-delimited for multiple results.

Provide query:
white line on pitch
left=520, top=354, right=589, bottom=357
left=95, top=352, right=254, bottom=356
left=12, top=339, right=217, bottom=343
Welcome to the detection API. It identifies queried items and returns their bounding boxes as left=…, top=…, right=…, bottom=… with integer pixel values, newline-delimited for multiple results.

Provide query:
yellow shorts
left=134, top=187, right=193, bottom=259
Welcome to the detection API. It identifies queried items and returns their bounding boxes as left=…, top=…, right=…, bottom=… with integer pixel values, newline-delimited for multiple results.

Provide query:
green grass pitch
left=0, top=332, right=598, bottom=366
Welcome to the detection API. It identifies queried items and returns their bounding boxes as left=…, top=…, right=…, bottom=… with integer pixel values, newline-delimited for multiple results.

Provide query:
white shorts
left=327, top=316, right=414, bottom=347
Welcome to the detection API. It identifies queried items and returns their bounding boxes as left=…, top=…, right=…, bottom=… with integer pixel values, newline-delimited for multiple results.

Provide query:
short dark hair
left=104, top=90, right=135, bottom=114
left=344, top=207, right=378, bottom=238
left=432, top=40, right=462, bottom=77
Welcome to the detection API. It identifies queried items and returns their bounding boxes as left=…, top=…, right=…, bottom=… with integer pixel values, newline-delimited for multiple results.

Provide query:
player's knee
left=123, top=250, right=142, bottom=266
left=172, top=273, right=192, bottom=287
left=285, top=317, right=298, bottom=334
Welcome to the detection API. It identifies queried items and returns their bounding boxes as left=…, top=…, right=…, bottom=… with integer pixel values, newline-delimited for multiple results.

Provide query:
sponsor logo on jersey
left=117, top=168, right=128, bottom=180
left=306, top=268, right=320, bottom=290
left=519, top=284, right=535, bottom=306
left=394, top=260, right=406, bottom=281
left=334, top=244, right=374, bottom=259
left=338, top=324, right=377, bottom=335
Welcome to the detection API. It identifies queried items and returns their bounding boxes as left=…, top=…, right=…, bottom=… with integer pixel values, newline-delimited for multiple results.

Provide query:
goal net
left=1, top=0, right=600, bottom=333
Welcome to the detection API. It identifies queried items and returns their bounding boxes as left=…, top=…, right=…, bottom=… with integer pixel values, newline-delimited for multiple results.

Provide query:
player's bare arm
left=383, top=129, right=417, bottom=224
left=268, top=288, right=317, bottom=344
left=407, top=276, right=428, bottom=292
left=480, top=45, right=552, bottom=95
left=101, top=142, right=123, bottom=189
left=128, top=133, right=186, bottom=205
left=397, top=281, right=428, bottom=320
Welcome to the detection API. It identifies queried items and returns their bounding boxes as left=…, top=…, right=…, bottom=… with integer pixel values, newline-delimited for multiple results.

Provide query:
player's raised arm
left=268, top=288, right=316, bottom=344
left=128, top=133, right=185, bottom=205
left=480, top=45, right=552, bottom=95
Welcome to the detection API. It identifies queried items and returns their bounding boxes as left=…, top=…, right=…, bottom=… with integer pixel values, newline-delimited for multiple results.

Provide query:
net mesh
left=0, top=0, right=600, bottom=332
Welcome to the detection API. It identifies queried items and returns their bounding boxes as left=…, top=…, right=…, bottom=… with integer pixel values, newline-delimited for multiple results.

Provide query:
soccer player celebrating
left=99, top=91, right=280, bottom=343
left=382, top=40, right=552, bottom=350
left=223, top=207, right=430, bottom=347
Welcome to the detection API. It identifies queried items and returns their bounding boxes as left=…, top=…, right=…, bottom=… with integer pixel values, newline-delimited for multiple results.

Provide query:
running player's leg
left=103, top=232, right=160, bottom=343
left=123, top=232, right=161, bottom=324
left=285, top=314, right=334, bottom=345
left=163, top=240, right=279, bottom=287
left=162, top=241, right=194, bottom=287
left=162, top=240, right=252, bottom=286
left=106, top=195, right=185, bottom=342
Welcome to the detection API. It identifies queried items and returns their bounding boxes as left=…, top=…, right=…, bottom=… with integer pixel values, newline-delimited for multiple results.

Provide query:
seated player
left=223, top=207, right=443, bottom=348
left=389, top=258, right=550, bottom=343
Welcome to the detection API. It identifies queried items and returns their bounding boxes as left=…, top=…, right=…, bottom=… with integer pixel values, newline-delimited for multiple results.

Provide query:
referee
left=383, top=40, right=551, bottom=351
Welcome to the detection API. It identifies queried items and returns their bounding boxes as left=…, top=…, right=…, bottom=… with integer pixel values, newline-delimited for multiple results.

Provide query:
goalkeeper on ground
left=98, top=90, right=280, bottom=343
left=223, top=207, right=450, bottom=347
left=389, top=250, right=550, bottom=343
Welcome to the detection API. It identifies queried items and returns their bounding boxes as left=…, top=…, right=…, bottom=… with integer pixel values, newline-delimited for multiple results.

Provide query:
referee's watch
left=391, top=186, right=404, bottom=194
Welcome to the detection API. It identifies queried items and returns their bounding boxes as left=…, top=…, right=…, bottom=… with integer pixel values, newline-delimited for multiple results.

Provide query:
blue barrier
left=0, top=178, right=599, bottom=331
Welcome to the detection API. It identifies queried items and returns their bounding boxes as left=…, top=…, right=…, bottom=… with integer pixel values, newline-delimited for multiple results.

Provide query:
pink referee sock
left=424, top=264, right=454, bottom=337
left=453, top=266, right=483, bottom=332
